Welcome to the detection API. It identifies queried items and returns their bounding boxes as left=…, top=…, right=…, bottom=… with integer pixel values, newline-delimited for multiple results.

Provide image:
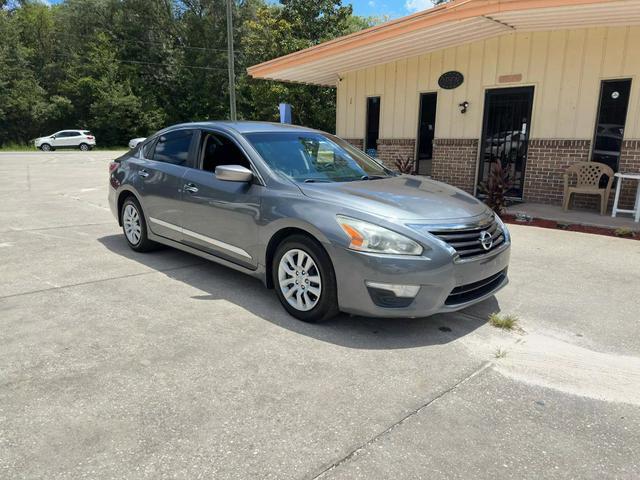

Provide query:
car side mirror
left=215, top=165, right=253, bottom=182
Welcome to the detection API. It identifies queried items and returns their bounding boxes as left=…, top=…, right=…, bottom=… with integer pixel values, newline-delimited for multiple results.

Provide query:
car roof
left=164, top=121, right=321, bottom=135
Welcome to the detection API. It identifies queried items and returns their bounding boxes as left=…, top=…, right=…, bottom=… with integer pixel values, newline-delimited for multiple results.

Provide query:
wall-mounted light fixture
left=459, top=101, right=469, bottom=114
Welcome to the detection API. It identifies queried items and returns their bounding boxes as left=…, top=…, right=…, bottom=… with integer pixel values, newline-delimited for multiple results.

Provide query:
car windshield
left=244, top=131, right=393, bottom=183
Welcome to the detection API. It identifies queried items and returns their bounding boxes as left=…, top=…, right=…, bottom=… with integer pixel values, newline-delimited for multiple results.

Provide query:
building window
left=365, top=96, right=380, bottom=157
left=592, top=79, right=631, bottom=172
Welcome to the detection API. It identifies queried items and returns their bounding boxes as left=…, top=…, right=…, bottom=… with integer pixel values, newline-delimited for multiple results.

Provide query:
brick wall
left=431, top=138, right=479, bottom=194
left=523, top=139, right=592, bottom=206
left=618, top=140, right=640, bottom=209
left=344, top=138, right=364, bottom=150
left=374, top=138, right=415, bottom=170
left=345, top=135, right=638, bottom=212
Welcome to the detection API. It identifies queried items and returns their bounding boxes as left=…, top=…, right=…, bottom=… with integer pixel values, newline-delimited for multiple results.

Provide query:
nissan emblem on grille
left=479, top=230, right=493, bottom=251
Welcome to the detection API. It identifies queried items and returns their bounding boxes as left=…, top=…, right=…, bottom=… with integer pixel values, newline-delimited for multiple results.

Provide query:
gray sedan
left=108, top=121, right=510, bottom=322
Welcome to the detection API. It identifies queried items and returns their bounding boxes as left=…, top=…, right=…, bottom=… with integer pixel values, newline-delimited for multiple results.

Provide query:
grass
left=0, top=145, right=127, bottom=152
left=0, top=143, right=34, bottom=151
left=488, top=312, right=519, bottom=330
left=493, top=347, right=508, bottom=359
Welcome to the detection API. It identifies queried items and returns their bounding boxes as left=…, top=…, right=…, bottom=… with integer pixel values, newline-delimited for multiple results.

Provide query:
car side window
left=142, top=139, right=156, bottom=159
left=56, top=132, right=69, bottom=138
left=152, top=130, right=193, bottom=166
left=199, top=132, right=251, bottom=173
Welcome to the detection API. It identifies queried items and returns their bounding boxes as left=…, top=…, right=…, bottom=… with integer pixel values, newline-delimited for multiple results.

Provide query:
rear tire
left=40, top=143, right=52, bottom=152
left=272, top=235, right=339, bottom=323
left=121, top=196, right=156, bottom=252
left=79, top=143, right=90, bottom=151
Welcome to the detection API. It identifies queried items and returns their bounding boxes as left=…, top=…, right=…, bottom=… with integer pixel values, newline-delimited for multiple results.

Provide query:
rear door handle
left=138, top=169, right=149, bottom=178
left=184, top=183, right=199, bottom=194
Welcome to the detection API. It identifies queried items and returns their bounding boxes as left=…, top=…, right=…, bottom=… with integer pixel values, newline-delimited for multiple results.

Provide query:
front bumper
left=331, top=241, right=510, bottom=318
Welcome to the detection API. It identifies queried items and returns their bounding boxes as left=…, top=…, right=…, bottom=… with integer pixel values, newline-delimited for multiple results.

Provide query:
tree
left=0, top=0, right=374, bottom=145
left=239, top=0, right=374, bottom=132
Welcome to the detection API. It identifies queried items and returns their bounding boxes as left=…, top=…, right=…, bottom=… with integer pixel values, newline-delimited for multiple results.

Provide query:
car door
left=63, top=131, right=82, bottom=147
left=52, top=131, right=70, bottom=147
left=132, top=129, right=196, bottom=242
left=179, top=130, right=262, bottom=269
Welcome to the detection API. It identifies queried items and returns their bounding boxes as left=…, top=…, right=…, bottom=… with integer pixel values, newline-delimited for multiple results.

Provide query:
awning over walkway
left=247, top=0, right=640, bottom=86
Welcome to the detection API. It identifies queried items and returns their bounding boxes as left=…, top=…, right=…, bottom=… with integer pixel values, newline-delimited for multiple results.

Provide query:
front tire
left=40, top=143, right=52, bottom=152
left=272, top=235, right=339, bottom=323
left=121, top=197, right=156, bottom=252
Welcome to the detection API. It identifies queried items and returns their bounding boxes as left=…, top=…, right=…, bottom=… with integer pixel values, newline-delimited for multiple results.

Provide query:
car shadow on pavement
left=98, top=234, right=498, bottom=350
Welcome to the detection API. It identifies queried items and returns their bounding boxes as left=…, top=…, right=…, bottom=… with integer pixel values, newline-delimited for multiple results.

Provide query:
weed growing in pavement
left=494, top=347, right=508, bottom=359
left=488, top=312, right=519, bottom=330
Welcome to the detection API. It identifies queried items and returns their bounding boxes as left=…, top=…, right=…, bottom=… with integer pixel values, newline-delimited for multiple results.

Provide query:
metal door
left=478, top=86, right=534, bottom=199
left=416, top=93, right=437, bottom=175
left=592, top=79, right=631, bottom=172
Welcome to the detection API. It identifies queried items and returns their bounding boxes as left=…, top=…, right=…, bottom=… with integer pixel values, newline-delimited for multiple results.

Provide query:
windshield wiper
left=303, top=178, right=331, bottom=183
left=361, top=175, right=387, bottom=180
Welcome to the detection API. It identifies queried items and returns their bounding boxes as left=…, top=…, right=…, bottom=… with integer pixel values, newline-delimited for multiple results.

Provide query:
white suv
left=34, top=130, right=96, bottom=151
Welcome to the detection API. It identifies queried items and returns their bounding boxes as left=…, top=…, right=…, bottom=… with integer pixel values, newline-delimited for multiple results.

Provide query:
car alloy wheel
left=123, top=204, right=142, bottom=245
left=40, top=144, right=51, bottom=151
left=277, top=248, right=322, bottom=312
left=79, top=143, right=89, bottom=151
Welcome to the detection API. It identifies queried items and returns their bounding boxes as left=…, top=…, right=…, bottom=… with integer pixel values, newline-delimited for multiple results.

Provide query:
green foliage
left=0, top=0, right=372, bottom=146
left=488, top=312, right=519, bottom=330
left=238, top=1, right=375, bottom=132
left=478, top=160, right=512, bottom=214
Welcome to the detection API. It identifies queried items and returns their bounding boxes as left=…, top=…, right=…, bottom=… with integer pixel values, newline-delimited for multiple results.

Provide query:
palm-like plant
left=478, top=160, right=511, bottom=214
left=394, top=154, right=416, bottom=175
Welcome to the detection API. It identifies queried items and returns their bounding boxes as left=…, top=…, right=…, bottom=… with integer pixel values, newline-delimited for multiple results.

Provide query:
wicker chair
left=562, top=161, right=614, bottom=215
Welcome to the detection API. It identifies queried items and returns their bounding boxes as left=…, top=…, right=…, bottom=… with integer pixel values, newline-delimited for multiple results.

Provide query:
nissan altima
left=108, top=121, right=510, bottom=322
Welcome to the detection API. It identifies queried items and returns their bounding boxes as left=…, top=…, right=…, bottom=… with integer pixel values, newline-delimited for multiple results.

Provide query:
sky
left=349, top=0, right=434, bottom=19
left=43, top=0, right=436, bottom=20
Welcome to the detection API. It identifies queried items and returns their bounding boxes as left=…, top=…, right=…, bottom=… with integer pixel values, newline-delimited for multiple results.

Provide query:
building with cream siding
left=249, top=0, right=640, bottom=209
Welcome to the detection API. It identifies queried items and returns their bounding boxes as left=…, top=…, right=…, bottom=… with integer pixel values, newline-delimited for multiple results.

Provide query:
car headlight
left=494, top=213, right=510, bottom=240
left=336, top=215, right=423, bottom=255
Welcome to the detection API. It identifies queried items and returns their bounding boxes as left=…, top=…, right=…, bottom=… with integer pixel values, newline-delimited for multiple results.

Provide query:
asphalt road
left=1, top=151, right=639, bottom=479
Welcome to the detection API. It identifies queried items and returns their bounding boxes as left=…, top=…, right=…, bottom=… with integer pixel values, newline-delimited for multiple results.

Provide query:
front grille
left=445, top=269, right=507, bottom=305
left=430, top=219, right=505, bottom=260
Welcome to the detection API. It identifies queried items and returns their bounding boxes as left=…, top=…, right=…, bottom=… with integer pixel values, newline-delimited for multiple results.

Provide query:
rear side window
left=152, top=130, right=193, bottom=166
left=142, top=139, right=156, bottom=159
left=66, top=131, right=81, bottom=137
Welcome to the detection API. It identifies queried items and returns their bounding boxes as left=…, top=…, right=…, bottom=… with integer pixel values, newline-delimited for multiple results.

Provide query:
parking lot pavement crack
left=309, top=361, right=493, bottom=480
left=2, top=221, right=113, bottom=233
left=456, top=320, right=640, bottom=406
left=0, top=262, right=204, bottom=300
left=57, top=192, right=110, bottom=211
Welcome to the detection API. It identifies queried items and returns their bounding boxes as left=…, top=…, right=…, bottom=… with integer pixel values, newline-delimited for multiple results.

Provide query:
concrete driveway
left=1, top=151, right=639, bottom=479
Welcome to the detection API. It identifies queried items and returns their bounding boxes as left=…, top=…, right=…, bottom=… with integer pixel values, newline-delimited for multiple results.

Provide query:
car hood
left=299, top=175, right=490, bottom=221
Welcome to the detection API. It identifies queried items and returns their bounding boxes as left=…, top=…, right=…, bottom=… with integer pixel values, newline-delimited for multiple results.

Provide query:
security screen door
left=478, top=86, right=534, bottom=199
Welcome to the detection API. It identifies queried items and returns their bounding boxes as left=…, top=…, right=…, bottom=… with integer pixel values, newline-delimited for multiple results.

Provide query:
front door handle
left=184, top=183, right=199, bottom=194
left=138, top=169, right=149, bottom=178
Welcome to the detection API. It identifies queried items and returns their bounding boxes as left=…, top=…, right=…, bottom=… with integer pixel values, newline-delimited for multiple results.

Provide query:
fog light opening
left=365, top=282, right=420, bottom=298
